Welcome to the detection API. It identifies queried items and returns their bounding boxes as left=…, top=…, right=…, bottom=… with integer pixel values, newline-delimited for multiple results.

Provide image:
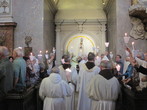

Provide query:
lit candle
left=45, top=50, right=49, bottom=59
left=132, top=42, right=135, bottom=57
left=124, top=33, right=130, bottom=44
left=105, top=42, right=109, bottom=47
left=132, top=42, right=135, bottom=50
left=116, top=64, right=121, bottom=72
left=38, top=50, right=43, bottom=62
left=53, top=47, right=56, bottom=53
left=125, top=33, right=127, bottom=36
left=29, top=52, right=34, bottom=61
left=110, top=52, right=113, bottom=59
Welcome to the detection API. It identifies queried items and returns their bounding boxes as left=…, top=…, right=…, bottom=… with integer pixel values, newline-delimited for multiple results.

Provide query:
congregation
left=0, top=45, right=147, bottom=110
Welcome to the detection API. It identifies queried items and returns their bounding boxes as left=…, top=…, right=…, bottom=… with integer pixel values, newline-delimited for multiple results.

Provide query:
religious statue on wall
left=24, top=35, right=32, bottom=56
left=25, top=35, right=32, bottom=47
left=130, top=17, right=146, bottom=39
left=131, top=0, right=144, bottom=5
left=78, top=38, right=84, bottom=56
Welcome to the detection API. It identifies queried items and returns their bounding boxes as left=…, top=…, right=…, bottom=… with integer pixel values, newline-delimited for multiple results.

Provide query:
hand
left=141, top=77, right=147, bottom=82
left=130, top=57, right=138, bottom=67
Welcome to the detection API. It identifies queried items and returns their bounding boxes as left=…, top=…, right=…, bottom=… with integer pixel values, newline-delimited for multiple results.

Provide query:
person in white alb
left=87, top=61, right=120, bottom=110
left=39, top=67, right=73, bottom=110
left=58, top=54, right=77, bottom=110
left=77, top=52, right=100, bottom=110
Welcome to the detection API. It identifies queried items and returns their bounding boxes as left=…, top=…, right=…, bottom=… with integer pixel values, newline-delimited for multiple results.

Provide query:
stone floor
left=74, top=92, right=79, bottom=110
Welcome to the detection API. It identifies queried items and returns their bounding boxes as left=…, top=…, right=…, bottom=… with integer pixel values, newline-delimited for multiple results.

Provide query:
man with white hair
left=0, top=46, right=13, bottom=97
left=13, top=47, right=26, bottom=89
left=39, top=67, right=73, bottom=110
left=87, top=61, right=120, bottom=110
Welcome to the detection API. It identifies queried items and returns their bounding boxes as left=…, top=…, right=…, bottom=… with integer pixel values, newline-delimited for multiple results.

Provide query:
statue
left=24, top=35, right=32, bottom=56
left=130, top=17, right=145, bottom=39
left=25, top=35, right=32, bottom=47
left=78, top=38, right=84, bottom=56
left=131, top=0, right=144, bottom=5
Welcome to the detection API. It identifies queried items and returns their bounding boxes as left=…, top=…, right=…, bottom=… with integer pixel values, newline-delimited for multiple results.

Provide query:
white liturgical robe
left=77, top=64, right=100, bottom=110
left=87, top=74, right=120, bottom=110
left=58, top=65, right=77, bottom=110
left=39, top=73, right=73, bottom=110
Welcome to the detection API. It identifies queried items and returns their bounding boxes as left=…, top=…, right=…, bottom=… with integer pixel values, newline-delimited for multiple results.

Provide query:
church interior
left=0, top=0, right=147, bottom=110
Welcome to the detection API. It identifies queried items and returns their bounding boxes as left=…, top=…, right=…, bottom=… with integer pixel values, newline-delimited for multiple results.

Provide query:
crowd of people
left=0, top=45, right=147, bottom=110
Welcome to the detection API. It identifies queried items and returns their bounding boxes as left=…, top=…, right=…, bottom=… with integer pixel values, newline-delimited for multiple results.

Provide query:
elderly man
left=13, top=47, right=26, bottom=89
left=87, top=61, right=120, bottom=110
left=77, top=52, right=100, bottom=110
left=0, top=46, right=13, bottom=98
left=39, top=67, right=73, bottom=110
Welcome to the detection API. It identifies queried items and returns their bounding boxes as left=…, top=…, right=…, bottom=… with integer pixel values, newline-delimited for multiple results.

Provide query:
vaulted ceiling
left=54, top=0, right=109, bottom=20
left=55, top=0, right=109, bottom=10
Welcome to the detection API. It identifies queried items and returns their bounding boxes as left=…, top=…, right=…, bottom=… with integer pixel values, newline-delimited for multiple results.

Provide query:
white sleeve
left=135, top=57, right=144, bottom=66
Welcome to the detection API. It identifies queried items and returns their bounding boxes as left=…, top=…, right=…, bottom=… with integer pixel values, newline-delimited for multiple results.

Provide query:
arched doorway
left=65, top=35, right=96, bottom=57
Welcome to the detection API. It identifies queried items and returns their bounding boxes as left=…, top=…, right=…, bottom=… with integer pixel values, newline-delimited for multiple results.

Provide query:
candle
left=110, top=52, right=113, bottom=59
left=132, top=42, right=135, bottom=57
left=38, top=50, right=43, bottom=62
left=116, top=64, right=121, bottom=72
left=125, top=33, right=127, bottom=36
left=124, top=33, right=130, bottom=44
left=53, top=47, right=56, bottom=53
left=132, top=42, right=135, bottom=50
left=46, top=50, right=48, bottom=54
left=105, top=42, right=109, bottom=47
left=29, top=52, right=34, bottom=61
left=45, top=50, right=49, bottom=59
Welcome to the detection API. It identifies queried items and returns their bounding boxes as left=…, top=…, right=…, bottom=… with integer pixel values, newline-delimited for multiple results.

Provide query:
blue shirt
left=122, top=64, right=133, bottom=79
left=13, top=57, right=26, bottom=87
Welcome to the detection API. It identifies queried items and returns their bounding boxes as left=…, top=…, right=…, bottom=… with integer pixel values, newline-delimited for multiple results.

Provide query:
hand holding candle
left=116, top=64, right=121, bottom=72
left=124, top=33, right=130, bottom=44
left=45, top=50, right=49, bottom=59
left=105, top=42, right=109, bottom=47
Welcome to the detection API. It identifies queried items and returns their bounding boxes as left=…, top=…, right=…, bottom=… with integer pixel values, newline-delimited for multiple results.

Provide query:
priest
left=87, top=61, right=120, bottom=110
left=39, top=67, right=73, bottom=110
left=58, top=55, right=77, bottom=110
left=77, top=52, right=100, bottom=110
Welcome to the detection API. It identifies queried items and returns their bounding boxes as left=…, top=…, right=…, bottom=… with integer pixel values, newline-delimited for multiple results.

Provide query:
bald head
left=100, top=61, right=113, bottom=70
left=0, top=46, right=9, bottom=59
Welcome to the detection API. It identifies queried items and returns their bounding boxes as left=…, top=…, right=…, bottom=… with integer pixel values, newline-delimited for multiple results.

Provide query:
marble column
left=55, top=27, right=61, bottom=66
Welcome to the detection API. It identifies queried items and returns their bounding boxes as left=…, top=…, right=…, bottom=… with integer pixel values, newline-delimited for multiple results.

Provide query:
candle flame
left=125, top=33, right=127, bottom=36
